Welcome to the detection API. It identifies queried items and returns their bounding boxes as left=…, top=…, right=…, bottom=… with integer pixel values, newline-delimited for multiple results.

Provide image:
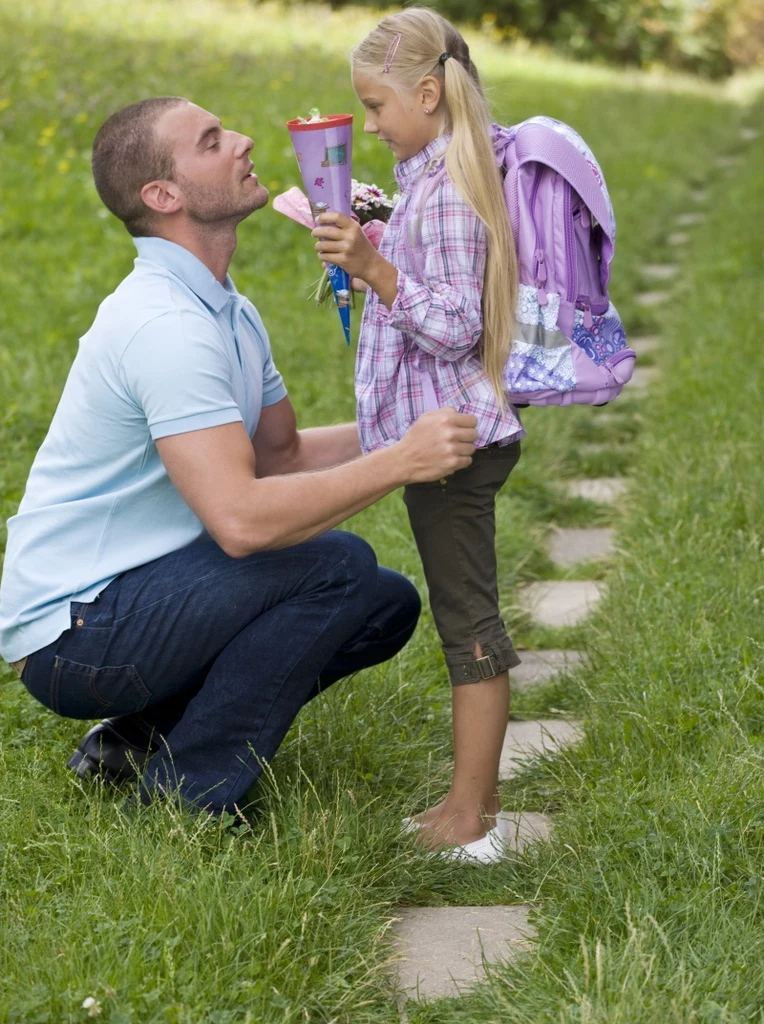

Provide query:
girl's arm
left=315, top=183, right=486, bottom=363
left=371, top=180, right=486, bottom=361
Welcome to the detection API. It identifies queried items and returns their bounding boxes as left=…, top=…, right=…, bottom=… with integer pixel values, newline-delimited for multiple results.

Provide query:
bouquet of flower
left=273, top=178, right=397, bottom=307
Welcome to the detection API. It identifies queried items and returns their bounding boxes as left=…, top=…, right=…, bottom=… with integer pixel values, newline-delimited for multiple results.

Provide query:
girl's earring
left=424, top=108, right=430, bottom=114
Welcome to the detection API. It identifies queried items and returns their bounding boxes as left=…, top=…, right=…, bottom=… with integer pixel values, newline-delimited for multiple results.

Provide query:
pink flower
left=272, top=187, right=314, bottom=229
left=362, top=219, right=386, bottom=250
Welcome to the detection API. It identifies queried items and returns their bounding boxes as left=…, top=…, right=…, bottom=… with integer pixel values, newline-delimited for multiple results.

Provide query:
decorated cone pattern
left=286, top=114, right=354, bottom=345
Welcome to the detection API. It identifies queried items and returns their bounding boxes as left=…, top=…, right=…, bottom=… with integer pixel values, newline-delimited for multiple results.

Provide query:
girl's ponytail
left=353, top=8, right=518, bottom=408
left=441, top=54, right=516, bottom=407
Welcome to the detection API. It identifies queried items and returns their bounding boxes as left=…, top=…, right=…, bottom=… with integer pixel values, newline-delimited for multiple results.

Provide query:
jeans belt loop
left=476, top=654, right=496, bottom=680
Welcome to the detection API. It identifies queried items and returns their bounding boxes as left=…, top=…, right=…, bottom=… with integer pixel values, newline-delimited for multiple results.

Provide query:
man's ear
left=419, top=75, right=443, bottom=115
left=141, top=179, right=183, bottom=217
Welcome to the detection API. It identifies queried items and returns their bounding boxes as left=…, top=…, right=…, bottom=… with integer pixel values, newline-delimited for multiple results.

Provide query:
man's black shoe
left=66, top=719, right=160, bottom=783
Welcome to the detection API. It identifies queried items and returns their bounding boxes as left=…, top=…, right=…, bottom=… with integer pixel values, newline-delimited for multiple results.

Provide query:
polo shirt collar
left=134, top=236, right=236, bottom=313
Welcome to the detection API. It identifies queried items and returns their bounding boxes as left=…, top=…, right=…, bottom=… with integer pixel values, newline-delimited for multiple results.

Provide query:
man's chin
left=252, top=183, right=270, bottom=209
left=240, top=183, right=269, bottom=220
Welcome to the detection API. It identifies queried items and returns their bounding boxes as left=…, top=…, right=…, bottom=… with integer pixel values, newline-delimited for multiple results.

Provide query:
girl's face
left=352, top=69, right=441, bottom=163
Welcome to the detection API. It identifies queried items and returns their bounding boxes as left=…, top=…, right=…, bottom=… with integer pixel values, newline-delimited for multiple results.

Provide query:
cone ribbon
left=287, top=114, right=353, bottom=345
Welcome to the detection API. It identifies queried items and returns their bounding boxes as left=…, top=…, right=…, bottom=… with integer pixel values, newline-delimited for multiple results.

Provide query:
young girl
left=313, top=7, right=524, bottom=864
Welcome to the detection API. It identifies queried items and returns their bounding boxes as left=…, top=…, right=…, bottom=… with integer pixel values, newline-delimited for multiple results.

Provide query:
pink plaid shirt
left=356, top=133, right=525, bottom=454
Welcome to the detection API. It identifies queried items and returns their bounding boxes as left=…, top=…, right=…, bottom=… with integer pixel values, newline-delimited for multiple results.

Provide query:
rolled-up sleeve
left=375, top=178, right=486, bottom=362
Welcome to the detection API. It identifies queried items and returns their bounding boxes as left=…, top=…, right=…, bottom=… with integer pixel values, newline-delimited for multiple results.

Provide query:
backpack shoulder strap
left=513, top=121, right=613, bottom=237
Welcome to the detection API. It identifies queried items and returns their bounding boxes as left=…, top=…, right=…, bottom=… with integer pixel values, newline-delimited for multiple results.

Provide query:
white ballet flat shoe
left=402, top=814, right=510, bottom=838
left=436, top=825, right=507, bottom=865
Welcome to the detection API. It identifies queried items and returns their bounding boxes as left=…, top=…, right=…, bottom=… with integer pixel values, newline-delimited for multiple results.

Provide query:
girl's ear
left=418, top=75, right=443, bottom=115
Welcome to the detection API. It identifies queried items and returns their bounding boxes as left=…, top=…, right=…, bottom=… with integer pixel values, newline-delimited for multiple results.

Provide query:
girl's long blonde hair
left=352, top=7, right=517, bottom=406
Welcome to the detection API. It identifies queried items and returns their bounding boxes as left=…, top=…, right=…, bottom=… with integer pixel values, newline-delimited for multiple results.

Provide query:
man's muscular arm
left=156, top=407, right=477, bottom=557
left=252, top=397, right=360, bottom=476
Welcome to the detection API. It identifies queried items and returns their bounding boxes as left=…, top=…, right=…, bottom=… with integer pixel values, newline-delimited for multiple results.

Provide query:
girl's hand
left=313, top=212, right=380, bottom=283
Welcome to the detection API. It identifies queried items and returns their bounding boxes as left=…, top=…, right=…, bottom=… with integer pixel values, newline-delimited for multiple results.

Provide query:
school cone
left=286, top=114, right=353, bottom=345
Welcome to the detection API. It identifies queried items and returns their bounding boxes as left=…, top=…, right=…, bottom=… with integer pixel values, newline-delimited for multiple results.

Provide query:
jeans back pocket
left=49, top=658, right=151, bottom=720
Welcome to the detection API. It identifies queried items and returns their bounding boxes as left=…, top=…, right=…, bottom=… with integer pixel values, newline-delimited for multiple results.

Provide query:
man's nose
left=234, top=133, right=254, bottom=157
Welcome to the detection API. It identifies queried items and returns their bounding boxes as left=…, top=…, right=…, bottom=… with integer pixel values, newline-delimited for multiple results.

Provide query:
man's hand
left=155, top=409, right=477, bottom=558
left=397, top=408, right=479, bottom=483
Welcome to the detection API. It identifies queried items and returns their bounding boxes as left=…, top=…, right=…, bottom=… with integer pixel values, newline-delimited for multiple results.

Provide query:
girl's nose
left=363, top=115, right=377, bottom=135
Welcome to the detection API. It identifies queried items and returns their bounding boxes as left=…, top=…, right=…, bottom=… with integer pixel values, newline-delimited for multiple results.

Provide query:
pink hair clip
left=382, top=33, right=402, bottom=73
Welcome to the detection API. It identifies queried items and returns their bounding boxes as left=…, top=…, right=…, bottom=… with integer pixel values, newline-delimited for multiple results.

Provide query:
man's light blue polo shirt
left=0, top=237, right=287, bottom=663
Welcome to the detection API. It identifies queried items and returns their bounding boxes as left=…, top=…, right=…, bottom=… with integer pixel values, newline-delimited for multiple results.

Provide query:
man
left=0, top=97, right=478, bottom=815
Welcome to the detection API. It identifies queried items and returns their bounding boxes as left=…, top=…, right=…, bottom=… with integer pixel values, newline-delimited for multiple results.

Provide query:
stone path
left=548, top=527, right=615, bottom=566
left=522, top=580, right=606, bottom=628
left=500, top=719, right=583, bottom=780
left=564, top=477, right=627, bottom=504
left=675, top=211, right=707, bottom=227
left=512, top=649, right=586, bottom=689
left=390, top=148, right=707, bottom=1013
left=497, top=810, right=554, bottom=848
left=629, top=335, right=660, bottom=356
left=577, top=441, right=632, bottom=459
left=636, top=289, right=671, bottom=307
left=630, top=366, right=659, bottom=392
left=716, top=154, right=742, bottom=170
left=640, top=263, right=678, bottom=280
left=393, top=906, right=533, bottom=1002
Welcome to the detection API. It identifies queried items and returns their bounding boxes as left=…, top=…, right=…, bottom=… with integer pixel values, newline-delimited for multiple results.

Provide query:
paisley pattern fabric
left=571, top=303, right=628, bottom=366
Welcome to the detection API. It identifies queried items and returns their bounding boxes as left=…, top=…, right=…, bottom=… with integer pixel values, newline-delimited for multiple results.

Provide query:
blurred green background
left=314, top=0, right=764, bottom=78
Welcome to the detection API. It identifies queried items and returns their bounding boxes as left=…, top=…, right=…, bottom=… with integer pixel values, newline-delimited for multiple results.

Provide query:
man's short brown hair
left=91, top=97, right=187, bottom=237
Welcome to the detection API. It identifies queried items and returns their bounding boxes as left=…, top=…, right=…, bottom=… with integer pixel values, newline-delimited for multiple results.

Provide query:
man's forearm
left=229, top=443, right=405, bottom=555
left=290, top=423, right=361, bottom=472
left=256, top=423, right=361, bottom=477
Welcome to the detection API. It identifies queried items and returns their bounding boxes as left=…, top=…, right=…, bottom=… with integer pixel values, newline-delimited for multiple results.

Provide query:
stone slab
left=577, top=441, right=632, bottom=458
left=500, top=719, right=583, bottom=780
left=630, top=366, right=659, bottom=391
left=716, top=154, right=742, bottom=169
left=740, top=127, right=760, bottom=141
left=675, top=212, right=707, bottom=227
left=565, top=477, right=628, bottom=504
left=667, top=231, right=689, bottom=246
left=497, top=811, right=554, bottom=851
left=636, top=290, right=672, bottom=307
left=640, top=263, right=678, bottom=280
left=523, top=580, right=606, bottom=628
left=392, top=905, right=534, bottom=1001
left=548, top=527, right=615, bottom=566
left=629, top=335, right=660, bottom=356
left=512, top=649, right=585, bottom=689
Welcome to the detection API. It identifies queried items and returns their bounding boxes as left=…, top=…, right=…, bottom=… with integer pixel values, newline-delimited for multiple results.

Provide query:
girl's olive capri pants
left=403, top=440, right=522, bottom=685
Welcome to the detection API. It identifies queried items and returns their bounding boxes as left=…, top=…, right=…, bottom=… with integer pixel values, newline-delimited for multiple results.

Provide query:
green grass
left=1, top=0, right=762, bottom=1019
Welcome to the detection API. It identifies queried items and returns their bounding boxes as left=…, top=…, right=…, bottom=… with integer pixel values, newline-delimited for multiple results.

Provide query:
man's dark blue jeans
left=21, top=531, right=420, bottom=814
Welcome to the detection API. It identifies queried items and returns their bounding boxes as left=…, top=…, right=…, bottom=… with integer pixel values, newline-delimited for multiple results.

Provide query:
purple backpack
left=411, top=117, right=636, bottom=407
